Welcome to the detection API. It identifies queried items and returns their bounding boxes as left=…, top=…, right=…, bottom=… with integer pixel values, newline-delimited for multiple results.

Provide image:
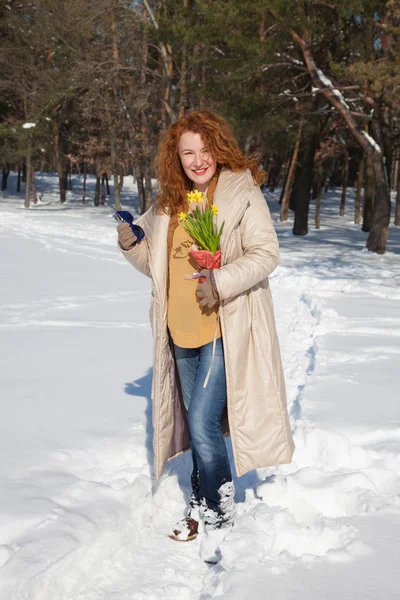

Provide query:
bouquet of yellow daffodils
left=178, top=190, right=224, bottom=256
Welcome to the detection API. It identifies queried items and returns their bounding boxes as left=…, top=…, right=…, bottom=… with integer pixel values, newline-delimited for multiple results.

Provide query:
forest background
left=1, top=0, right=400, bottom=254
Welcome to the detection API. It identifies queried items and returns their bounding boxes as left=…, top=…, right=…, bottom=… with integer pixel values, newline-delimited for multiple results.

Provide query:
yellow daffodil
left=187, top=189, right=204, bottom=203
left=211, top=205, right=219, bottom=216
left=178, top=211, right=187, bottom=222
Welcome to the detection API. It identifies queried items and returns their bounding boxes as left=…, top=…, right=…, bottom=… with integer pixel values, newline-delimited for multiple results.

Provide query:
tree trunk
left=290, top=131, right=320, bottom=236
left=31, top=167, right=38, bottom=204
left=362, top=156, right=375, bottom=232
left=395, top=172, right=400, bottom=226
left=82, top=163, right=87, bottom=203
left=339, top=149, right=349, bottom=216
left=117, top=168, right=124, bottom=211
left=139, top=26, right=153, bottom=213
left=52, top=123, right=67, bottom=203
left=94, top=174, right=100, bottom=206
left=25, top=138, right=32, bottom=208
left=354, top=155, right=364, bottom=225
left=366, top=119, right=391, bottom=253
left=143, top=157, right=153, bottom=212
left=178, top=0, right=189, bottom=119
left=111, top=127, right=122, bottom=211
left=68, top=161, right=73, bottom=190
left=105, top=173, right=110, bottom=195
left=315, top=162, right=324, bottom=229
left=2, top=164, right=10, bottom=191
left=280, top=117, right=303, bottom=221
left=17, top=164, right=22, bottom=192
left=391, top=158, right=398, bottom=192
left=135, top=162, right=145, bottom=214
left=101, top=174, right=106, bottom=205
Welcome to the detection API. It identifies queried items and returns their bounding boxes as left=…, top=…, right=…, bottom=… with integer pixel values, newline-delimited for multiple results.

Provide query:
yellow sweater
left=167, top=224, right=221, bottom=348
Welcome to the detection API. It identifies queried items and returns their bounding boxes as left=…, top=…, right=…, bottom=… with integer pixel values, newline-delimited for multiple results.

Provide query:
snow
left=362, top=131, right=382, bottom=154
left=1, top=173, right=400, bottom=599
left=316, top=69, right=350, bottom=109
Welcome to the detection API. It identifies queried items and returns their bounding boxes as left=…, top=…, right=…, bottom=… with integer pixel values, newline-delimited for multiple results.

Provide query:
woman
left=117, top=111, right=294, bottom=563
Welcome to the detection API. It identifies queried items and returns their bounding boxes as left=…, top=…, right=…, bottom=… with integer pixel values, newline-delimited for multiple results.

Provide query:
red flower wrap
left=190, top=249, right=221, bottom=282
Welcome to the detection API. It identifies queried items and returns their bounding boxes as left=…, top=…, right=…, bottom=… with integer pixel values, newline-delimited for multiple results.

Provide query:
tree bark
left=143, top=157, right=153, bottom=212
left=25, top=138, right=32, bottom=208
left=52, top=122, right=67, bottom=203
left=392, top=158, right=398, bottom=192
left=290, top=131, right=320, bottom=236
left=31, top=167, right=38, bottom=204
left=68, top=160, right=73, bottom=190
left=178, top=0, right=189, bottom=119
left=103, top=173, right=109, bottom=196
left=2, top=164, right=10, bottom=191
left=82, top=163, right=87, bottom=203
left=135, top=162, right=145, bottom=214
left=354, top=154, right=364, bottom=225
left=111, top=127, right=122, bottom=211
left=362, top=156, right=375, bottom=232
left=94, top=174, right=100, bottom=206
left=395, top=172, right=400, bottom=226
left=139, top=26, right=153, bottom=213
left=339, top=148, right=349, bottom=216
left=280, top=117, right=303, bottom=221
left=101, top=174, right=106, bottom=205
left=315, top=162, right=324, bottom=229
left=17, top=164, right=22, bottom=192
left=366, top=118, right=391, bottom=253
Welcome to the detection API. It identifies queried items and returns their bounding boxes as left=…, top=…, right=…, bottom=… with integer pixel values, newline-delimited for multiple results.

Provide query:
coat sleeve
left=213, top=188, right=279, bottom=301
left=118, top=207, right=153, bottom=278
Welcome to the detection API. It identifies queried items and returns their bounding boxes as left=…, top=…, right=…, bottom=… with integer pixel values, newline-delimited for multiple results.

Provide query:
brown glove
left=196, top=270, right=220, bottom=309
left=117, top=222, right=138, bottom=250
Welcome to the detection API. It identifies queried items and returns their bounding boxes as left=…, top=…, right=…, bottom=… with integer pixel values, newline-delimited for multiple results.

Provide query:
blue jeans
left=173, top=338, right=233, bottom=517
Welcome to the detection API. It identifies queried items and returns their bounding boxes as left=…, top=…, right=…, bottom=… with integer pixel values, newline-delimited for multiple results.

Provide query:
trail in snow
left=0, top=173, right=399, bottom=599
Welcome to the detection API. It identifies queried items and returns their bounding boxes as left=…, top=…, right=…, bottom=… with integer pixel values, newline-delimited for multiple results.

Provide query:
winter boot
left=169, top=472, right=201, bottom=542
left=200, top=524, right=233, bottom=563
left=199, top=481, right=236, bottom=563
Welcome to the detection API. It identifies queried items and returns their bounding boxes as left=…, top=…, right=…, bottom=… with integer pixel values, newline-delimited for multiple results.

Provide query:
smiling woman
left=178, top=131, right=217, bottom=192
left=117, top=110, right=295, bottom=564
left=152, top=111, right=265, bottom=216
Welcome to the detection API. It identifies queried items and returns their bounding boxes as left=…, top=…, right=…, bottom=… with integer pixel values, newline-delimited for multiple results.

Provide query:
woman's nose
left=193, top=153, right=204, bottom=167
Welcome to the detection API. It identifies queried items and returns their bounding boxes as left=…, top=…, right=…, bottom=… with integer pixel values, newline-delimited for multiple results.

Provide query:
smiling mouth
left=192, top=168, right=208, bottom=175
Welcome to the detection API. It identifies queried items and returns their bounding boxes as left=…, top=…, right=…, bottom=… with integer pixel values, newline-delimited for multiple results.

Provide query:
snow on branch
left=362, top=131, right=381, bottom=154
left=316, top=69, right=350, bottom=109
left=290, top=29, right=380, bottom=157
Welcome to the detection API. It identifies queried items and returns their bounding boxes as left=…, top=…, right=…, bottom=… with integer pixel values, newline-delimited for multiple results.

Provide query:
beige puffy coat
left=120, top=169, right=295, bottom=478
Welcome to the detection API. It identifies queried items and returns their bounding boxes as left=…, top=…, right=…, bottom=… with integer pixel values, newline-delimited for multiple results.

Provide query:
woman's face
left=178, top=131, right=216, bottom=192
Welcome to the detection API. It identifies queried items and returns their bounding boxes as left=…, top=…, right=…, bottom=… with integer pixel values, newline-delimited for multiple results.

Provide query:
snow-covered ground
left=0, top=173, right=399, bottom=600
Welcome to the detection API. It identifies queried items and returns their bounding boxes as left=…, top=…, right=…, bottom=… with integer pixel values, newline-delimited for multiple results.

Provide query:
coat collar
left=214, top=169, right=254, bottom=252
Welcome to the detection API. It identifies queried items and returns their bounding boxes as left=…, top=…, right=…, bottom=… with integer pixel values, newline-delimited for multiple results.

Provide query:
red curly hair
left=153, top=111, right=266, bottom=215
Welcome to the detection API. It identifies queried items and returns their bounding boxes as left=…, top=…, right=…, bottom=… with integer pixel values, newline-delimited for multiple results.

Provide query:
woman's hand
left=196, top=270, right=220, bottom=309
left=117, top=222, right=138, bottom=250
